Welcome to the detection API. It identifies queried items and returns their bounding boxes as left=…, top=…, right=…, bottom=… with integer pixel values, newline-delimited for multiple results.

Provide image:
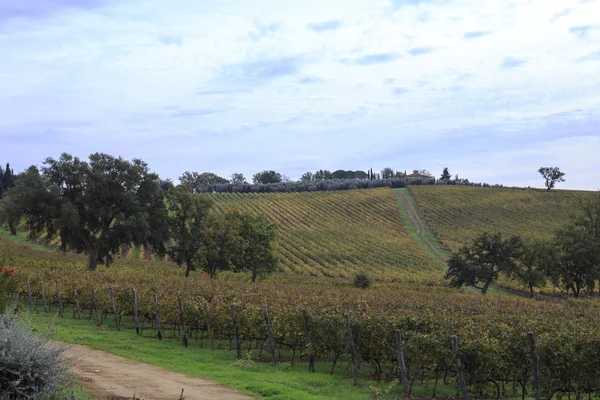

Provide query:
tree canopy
left=179, top=171, right=229, bottom=192
left=538, top=167, right=565, bottom=191
left=253, top=170, right=282, bottom=184
left=1, top=153, right=169, bottom=270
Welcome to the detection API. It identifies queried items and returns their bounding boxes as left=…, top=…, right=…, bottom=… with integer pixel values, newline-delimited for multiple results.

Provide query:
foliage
left=538, top=167, right=565, bottom=191
left=252, top=170, right=283, bottom=184
left=445, top=232, right=522, bottom=294
left=380, top=168, right=394, bottom=180
left=179, top=171, right=229, bottom=192
left=0, top=310, right=69, bottom=398
left=232, top=212, right=278, bottom=282
left=210, top=188, right=441, bottom=281
left=199, top=212, right=244, bottom=279
left=507, top=237, right=555, bottom=298
left=166, top=185, right=214, bottom=277
left=0, top=154, right=169, bottom=271
left=352, top=271, right=372, bottom=288
left=230, top=173, right=247, bottom=185
left=439, top=167, right=451, bottom=182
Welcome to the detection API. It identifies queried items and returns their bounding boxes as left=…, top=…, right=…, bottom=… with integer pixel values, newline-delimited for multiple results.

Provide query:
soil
left=64, top=344, right=252, bottom=400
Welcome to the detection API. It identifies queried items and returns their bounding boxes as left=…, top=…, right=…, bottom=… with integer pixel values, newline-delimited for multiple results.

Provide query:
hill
left=211, top=188, right=442, bottom=282
left=409, top=185, right=594, bottom=252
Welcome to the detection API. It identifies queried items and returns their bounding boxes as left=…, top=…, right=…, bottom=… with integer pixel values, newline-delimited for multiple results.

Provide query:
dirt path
left=394, top=189, right=449, bottom=268
left=64, top=344, right=252, bottom=400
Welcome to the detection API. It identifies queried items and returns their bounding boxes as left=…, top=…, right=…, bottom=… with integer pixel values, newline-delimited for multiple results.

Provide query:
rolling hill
left=409, top=185, right=595, bottom=252
left=211, top=188, right=442, bottom=282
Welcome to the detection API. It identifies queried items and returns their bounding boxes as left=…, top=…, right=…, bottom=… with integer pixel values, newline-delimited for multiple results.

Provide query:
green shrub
left=353, top=271, right=372, bottom=289
left=0, top=310, right=70, bottom=398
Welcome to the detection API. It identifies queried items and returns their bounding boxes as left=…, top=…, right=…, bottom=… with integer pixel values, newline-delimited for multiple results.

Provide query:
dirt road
left=64, top=344, right=252, bottom=400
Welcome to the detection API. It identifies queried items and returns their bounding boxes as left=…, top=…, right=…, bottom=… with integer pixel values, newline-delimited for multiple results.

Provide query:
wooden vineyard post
left=109, top=286, right=120, bottom=331
left=231, top=304, right=242, bottom=359
left=91, top=290, right=100, bottom=325
left=133, top=289, right=140, bottom=335
left=41, top=281, right=48, bottom=313
left=204, top=302, right=214, bottom=351
left=73, top=288, right=81, bottom=320
left=345, top=314, right=359, bottom=386
left=450, top=335, right=469, bottom=399
left=178, top=296, right=189, bottom=348
left=154, top=294, right=163, bottom=340
left=263, top=306, right=277, bottom=365
left=528, top=332, right=541, bottom=400
left=55, top=280, right=64, bottom=317
left=302, top=310, right=315, bottom=372
left=395, top=330, right=410, bottom=397
left=26, top=276, right=33, bottom=308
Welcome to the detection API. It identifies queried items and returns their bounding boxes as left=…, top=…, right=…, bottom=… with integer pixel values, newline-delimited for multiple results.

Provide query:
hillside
left=211, top=188, right=442, bottom=282
left=409, top=185, right=594, bottom=252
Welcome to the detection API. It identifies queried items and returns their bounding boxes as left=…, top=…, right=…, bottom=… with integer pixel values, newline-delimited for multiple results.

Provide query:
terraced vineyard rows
left=409, top=186, right=594, bottom=252
left=211, top=188, right=442, bottom=282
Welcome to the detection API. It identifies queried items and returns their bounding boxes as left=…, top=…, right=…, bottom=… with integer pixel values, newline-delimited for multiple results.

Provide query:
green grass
left=0, top=227, right=48, bottom=251
left=23, top=307, right=457, bottom=400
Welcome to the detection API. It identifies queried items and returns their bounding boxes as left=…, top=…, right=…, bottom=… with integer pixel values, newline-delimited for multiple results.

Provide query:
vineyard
left=4, top=235, right=600, bottom=399
left=409, top=185, right=594, bottom=252
left=210, top=188, right=442, bottom=282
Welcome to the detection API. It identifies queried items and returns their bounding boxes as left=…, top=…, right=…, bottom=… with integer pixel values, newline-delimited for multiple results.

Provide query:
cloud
left=157, top=35, right=182, bottom=46
left=463, top=31, right=491, bottom=39
left=501, top=57, right=526, bottom=68
left=0, top=0, right=107, bottom=24
left=298, top=76, right=325, bottom=84
left=248, top=20, right=281, bottom=40
left=219, top=56, right=306, bottom=86
left=347, top=53, right=401, bottom=66
left=407, top=47, right=435, bottom=56
left=579, top=50, right=600, bottom=61
left=307, top=20, right=342, bottom=32
left=569, top=25, right=600, bottom=38
left=393, top=87, right=410, bottom=95
left=550, top=8, right=575, bottom=22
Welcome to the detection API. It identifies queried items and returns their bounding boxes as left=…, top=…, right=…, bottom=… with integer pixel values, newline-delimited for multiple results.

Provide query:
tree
left=418, top=169, right=433, bottom=177
left=440, top=167, right=451, bottom=182
left=381, top=167, right=395, bottom=180
left=1, top=154, right=169, bottom=270
left=199, top=211, right=244, bottom=279
left=538, top=167, right=565, bottom=191
left=253, top=170, right=282, bottom=184
left=313, top=170, right=332, bottom=180
left=300, top=171, right=314, bottom=182
left=445, top=232, right=523, bottom=294
left=394, top=171, right=407, bottom=178
left=552, top=225, right=598, bottom=297
left=166, top=184, right=214, bottom=277
left=2, top=163, right=15, bottom=193
left=354, top=170, right=368, bottom=179
left=230, top=173, right=247, bottom=185
left=179, top=171, right=229, bottom=192
left=332, top=170, right=346, bottom=179
left=233, top=212, right=278, bottom=282
left=158, top=178, right=174, bottom=194
left=508, top=238, right=556, bottom=298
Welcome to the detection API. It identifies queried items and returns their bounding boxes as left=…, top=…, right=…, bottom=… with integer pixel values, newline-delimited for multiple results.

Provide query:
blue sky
left=1, top=0, right=600, bottom=189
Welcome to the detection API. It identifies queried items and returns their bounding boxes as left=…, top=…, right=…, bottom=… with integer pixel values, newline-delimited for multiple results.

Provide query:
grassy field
left=409, top=185, right=594, bottom=252
left=211, top=188, right=442, bottom=281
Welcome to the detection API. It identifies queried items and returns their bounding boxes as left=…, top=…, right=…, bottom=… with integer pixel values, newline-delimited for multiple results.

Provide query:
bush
left=0, top=310, right=69, bottom=398
left=0, top=267, right=16, bottom=312
left=353, top=271, right=373, bottom=289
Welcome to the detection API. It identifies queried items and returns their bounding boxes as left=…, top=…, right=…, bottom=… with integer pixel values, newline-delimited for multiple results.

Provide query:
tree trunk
left=121, top=244, right=131, bottom=258
left=144, top=244, right=152, bottom=260
left=185, top=260, right=192, bottom=278
left=252, top=270, right=258, bottom=283
left=8, top=221, right=16, bottom=236
left=482, top=279, right=492, bottom=294
left=87, top=246, right=99, bottom=271
left=529, top=284, right=534, bottom=299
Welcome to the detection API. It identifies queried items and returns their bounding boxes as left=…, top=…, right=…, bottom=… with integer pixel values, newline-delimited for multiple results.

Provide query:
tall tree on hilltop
left=445, top=232, right=523, bottom=294
left=180, top=171, right=229, bottom=192
left=381, top=167, right=394, bottom=180
left=166, top=184, right=214, bottom=277
left=440, top=167, right=451, bottom=182
left=538, top=167, right=565, bottom=192
left=230, top=173, right=247, bottom=185
left=0, top=153, right=169, bottom=270
left=253, top=170, right=282, bottom=184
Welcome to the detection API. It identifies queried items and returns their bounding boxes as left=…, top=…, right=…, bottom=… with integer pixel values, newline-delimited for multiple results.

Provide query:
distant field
left=211, top=188, right=442, bottom=282
left=409, top=185, right=594, bottom=252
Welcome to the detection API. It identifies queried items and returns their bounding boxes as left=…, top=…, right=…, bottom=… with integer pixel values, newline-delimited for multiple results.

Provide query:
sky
left=1, top=0, right=600, bottom=189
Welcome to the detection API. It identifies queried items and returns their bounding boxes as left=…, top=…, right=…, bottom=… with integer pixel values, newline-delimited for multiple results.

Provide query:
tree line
left=0, top=153, right=278, bottom=280
left=446, top=191, right=598, bottom=297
